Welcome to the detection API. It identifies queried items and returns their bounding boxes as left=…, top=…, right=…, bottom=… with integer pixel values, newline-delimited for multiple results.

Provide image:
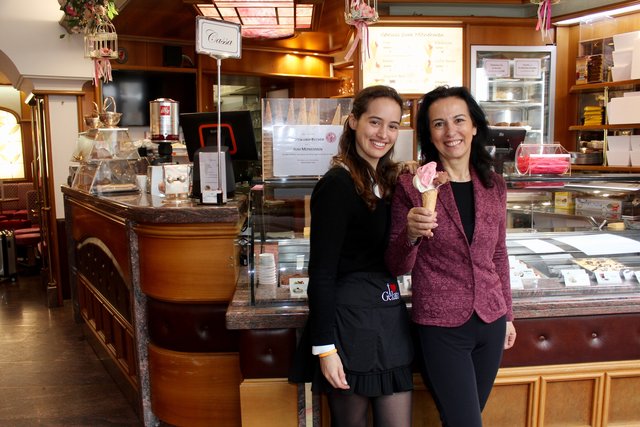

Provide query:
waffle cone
left=422, top=189, right=438, bottom=211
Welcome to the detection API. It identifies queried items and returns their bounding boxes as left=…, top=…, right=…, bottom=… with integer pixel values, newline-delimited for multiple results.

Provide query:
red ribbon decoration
left=93, top=57, right=113, bottom=86
left=344, top=20, right=370, bottom=62
left=535, top=0, right=554, bottom=40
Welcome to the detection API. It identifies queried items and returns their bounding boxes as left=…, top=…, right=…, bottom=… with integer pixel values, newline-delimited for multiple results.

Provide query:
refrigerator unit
left=471, top=45, right=557, bottom=145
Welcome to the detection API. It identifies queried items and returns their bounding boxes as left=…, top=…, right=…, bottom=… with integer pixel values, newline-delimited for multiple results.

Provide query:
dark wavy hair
left=332, top=85, right=404, bottom=210
left=416, top=86, right=494, bottom=188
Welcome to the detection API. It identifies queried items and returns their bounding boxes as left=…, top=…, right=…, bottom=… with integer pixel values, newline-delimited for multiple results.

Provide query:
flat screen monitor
left=180, top=111, right=260, bottom=183
left=487, top=126, right=527, bottom=173
left=102, top=70, right=197, bottom=127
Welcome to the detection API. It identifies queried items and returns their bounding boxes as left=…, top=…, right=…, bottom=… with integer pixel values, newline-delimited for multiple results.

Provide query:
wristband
left=318, top=348, right=338, bottom=358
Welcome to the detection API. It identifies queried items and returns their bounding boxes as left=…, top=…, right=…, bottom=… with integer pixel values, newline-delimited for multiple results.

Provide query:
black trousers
left=416, top=313, right=506, bottom=427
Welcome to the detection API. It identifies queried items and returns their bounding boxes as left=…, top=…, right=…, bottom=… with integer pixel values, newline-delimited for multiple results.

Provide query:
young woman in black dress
left=292, top=85, right=414, bottom=427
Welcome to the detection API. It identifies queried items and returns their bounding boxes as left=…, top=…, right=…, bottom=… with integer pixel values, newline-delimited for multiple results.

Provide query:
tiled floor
left=0, top=272, right=141, bottom=426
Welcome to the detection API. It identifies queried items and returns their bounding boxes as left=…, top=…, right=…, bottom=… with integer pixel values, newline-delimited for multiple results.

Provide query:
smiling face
left=428, top=96, right=477, bottom=166
left=349, top=97, right=402, bottom=169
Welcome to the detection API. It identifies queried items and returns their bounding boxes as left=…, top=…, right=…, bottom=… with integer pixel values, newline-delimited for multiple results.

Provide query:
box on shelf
left=612, top=49, right=633, bottom=66
left=631, top=151, right=640, bottom=167
left=607, top=135, right=630, bottom=151
left=607, top=96, right=640, bottom=124
left=606, top=150, right=630, bottom=166
left=613, top=31, right=640, bottom=51
left=554, top=191, right=575, bottom=209
left=575, top=55, right=604, bottom=84
left=631, top=136, right=640, bottom=151
left=611, top=64, right=631, bottom=81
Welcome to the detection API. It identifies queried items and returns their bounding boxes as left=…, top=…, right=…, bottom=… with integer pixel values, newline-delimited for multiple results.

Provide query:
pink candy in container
left=515, top=143, right=571, bottom=175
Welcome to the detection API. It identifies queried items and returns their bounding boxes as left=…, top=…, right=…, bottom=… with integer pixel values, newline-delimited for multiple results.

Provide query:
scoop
left=412, top=162, right=449, bottom=211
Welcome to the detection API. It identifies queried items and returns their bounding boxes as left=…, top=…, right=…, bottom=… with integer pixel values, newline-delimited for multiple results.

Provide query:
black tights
left=327, top=391, right=412, bottom=427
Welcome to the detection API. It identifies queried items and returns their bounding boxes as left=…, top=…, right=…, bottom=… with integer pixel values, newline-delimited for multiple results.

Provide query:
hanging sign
left=514, top=58, right=542, bottom=79
left=196, top=16, right=242, bottom=59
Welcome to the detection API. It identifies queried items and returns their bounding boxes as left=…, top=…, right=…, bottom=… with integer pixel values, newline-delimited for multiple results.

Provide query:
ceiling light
left=555, top=4, right=640, bottom=26
left=194, top=1, right=316, bottom=39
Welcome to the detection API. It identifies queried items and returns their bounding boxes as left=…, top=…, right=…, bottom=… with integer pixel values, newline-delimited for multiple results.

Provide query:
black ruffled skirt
left=290, top=272, right=414, bottom=397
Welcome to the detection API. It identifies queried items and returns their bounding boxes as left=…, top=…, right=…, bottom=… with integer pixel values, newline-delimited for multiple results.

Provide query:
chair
left=14, top=190, right=41, bottom=269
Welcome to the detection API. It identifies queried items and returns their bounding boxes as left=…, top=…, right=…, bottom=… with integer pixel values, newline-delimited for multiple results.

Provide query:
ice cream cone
left=422, top=189, right=438, bottom=211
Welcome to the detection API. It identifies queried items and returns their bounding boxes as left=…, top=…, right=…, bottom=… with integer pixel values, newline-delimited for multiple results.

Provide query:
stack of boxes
left=610, top=30, right=640, bottom=81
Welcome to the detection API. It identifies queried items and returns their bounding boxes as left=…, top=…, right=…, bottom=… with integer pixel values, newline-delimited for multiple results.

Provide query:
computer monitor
left=180, top=111, right=259, bottom=162
left=180, top=111, right=260, bottom=183
left=487, top=126, right=527, bottom=174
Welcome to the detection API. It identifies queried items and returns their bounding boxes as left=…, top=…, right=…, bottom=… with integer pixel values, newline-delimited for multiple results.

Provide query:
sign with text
left=362, top=27, right=463, bottom=93
left=196, top=16, right=241, bottom=59
left=514, top=58, right=542, bottom=79
left=272, top=125, right=343, bottom=177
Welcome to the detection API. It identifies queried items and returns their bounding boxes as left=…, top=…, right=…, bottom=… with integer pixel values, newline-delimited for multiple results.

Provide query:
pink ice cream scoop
left=412, top=162, right=449, bottom=210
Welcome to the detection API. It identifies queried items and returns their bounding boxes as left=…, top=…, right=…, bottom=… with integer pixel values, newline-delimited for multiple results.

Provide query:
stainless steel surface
left=150, top=98, right=179, bottom=141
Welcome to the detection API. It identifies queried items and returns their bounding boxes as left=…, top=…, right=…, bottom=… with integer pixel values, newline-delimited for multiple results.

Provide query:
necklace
left=449, top=172, right=471, bottom=182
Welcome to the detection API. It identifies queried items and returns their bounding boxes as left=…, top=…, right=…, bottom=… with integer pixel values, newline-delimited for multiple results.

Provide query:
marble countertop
left=226, top=270, right=640, bottom=330
left=62, top=186, right=248, bottom=224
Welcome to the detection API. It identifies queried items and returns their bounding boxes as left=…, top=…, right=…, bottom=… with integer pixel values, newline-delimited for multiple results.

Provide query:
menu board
left=362, top=26, right=463, bottom=94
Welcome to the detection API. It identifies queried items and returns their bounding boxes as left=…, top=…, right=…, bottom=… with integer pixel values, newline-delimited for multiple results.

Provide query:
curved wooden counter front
left=63, top=187, right=247, bottom=427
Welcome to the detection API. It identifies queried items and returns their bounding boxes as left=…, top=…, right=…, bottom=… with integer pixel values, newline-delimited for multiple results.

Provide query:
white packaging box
left=611, top=64, right=631, bottom=81
left=613, top=49, right=633, bottom=66
left=607, top=135, right=630, bottom=151
left=613, top=31, right=640, bottom=51
left=607, top=96, right=640, bottom=124
left=631, top=135, right=640, bottom=151
left=606, top=150, right=630, bottom=166
left=631, top=151, right=640, bottom=167
left=632, top=38, right=640, bottom=79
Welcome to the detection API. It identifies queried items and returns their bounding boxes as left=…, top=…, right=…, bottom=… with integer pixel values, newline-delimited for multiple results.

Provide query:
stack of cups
left=258, top=253, right=277, bottom=285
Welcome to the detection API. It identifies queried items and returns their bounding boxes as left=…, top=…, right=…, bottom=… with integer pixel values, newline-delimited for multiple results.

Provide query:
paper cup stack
left=258, top=253, right=277, bottom=285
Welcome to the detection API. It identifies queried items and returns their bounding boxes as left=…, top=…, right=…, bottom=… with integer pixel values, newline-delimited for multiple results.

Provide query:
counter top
left=226, top=270, right=640, bottom=330
left=62, top=186, right=248, bottom=224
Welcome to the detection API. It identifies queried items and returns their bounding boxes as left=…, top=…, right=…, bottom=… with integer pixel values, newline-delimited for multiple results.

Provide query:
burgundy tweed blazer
left=385, top=168, right=513, bottom=327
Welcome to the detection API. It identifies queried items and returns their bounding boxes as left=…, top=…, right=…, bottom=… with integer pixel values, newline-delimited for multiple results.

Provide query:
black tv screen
left=102, top=70, right=197, bottom=127
left=180, top=111, right=259, bottom=162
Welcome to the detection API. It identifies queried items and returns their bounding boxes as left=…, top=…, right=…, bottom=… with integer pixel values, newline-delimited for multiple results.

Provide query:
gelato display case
left=70, top=127, right=142, bottom=195
left=246, top=175, right=640, bottom=306
left=470, top=45, right=557, bottom=145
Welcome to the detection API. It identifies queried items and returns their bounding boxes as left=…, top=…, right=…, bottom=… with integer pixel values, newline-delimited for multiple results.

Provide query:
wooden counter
left=226, top=273, right=640, bottom=426
left=63, top=187, right=247, bottom=427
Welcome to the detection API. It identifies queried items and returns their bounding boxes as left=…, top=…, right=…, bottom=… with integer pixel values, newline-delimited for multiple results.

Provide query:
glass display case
left=470, top=45, right=557, bottom=145
left=247, top=175, right=640, bottom=306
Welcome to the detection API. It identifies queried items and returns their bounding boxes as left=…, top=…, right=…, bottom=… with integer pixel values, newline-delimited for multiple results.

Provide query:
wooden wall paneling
left=70, top=202, right=130, bottom=283
left=136, top=222, right=241, bottom=302
left=239, top=379, right=298, bottom=426
left=483, top=374, right=539, bottom=427
left=466, top=20, right=548, bottom=48
left=411, top=375, right=443, bottom=427
left=539, top=373, right=603, bottom=426
left=148, top=343, right=242, bottom=427
left=603, top=370, right=640, bottom=426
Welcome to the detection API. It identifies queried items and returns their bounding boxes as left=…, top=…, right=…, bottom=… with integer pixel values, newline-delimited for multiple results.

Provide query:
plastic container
left=515, top=143, right=571, bottom=175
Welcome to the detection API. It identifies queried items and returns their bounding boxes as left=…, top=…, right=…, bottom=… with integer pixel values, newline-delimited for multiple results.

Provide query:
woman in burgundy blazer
left=385, top=86, right=517, bottom=427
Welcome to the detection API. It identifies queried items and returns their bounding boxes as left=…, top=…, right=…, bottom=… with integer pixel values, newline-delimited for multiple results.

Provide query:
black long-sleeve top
left=307, top=167, right=390, bottom=347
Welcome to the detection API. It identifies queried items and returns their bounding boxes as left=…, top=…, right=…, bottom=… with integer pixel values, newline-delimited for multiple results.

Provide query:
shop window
left=0, top=107, right=24, bottom=179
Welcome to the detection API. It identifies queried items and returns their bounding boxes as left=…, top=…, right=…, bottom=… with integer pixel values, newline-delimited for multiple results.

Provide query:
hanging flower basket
left=344, top=0, right=379, bottom=62
left=58, top=0, right=118, bottom=36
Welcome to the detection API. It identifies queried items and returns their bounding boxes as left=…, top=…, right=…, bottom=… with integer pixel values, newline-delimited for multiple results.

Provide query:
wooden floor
left=0, top=271, right=141, bottom=426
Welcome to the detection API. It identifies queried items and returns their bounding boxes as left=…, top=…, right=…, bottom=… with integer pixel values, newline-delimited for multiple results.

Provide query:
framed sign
left=196, top=16, right=242, bottom=59
left=362, top=26, right=463, bottom=93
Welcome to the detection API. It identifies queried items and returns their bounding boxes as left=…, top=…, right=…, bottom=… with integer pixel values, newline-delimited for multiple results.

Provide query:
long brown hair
left=331, top=85, right=403, bottom=210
